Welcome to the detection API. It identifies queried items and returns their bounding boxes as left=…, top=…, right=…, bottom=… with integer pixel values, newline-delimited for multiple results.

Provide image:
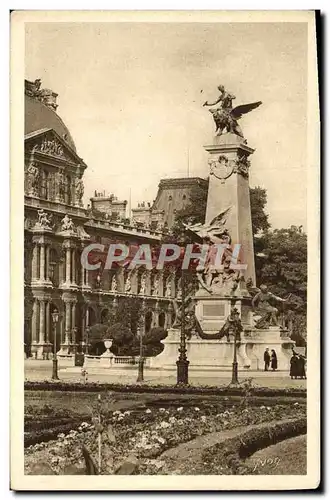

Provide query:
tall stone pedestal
left=150, top=328, right=294, bottom=372
left=204, top=133, right=256, bottom=284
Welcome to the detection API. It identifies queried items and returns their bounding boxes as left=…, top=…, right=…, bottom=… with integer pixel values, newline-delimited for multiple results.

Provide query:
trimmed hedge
left=24, top=380, right=306, bottom=398
left=24, top=422, right=83, bottom=447
left=201, top=417, right=307, bottom=475
left=24, top=416, right=84, bottom=433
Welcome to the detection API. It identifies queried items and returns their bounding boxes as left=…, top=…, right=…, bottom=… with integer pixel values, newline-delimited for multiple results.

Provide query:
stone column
left=167, top=302, right=174, bottom=329
left=64, top=300, right=71, bottom=344
left=117, top=267, right=124, bottom=292
left=152, top=301, right=159, bottom=327
left=46, top=245, right=50, bottom=281
left=66, top=246, right=71, bottom=283
left=145, top=270, right=152, bottom=296
left=81, top=309, right=86, bottom=340
left=39, top=299, right=45, bottom=344
left=31, top=299, right=38, bottom=344
left=80, top=251, right=85, bottom=287
left=71, top=249, right=76, bottom=284
left=32, top=244, right=38, bottom=281
left=45, top=301, right=50, bottom=343
left=158, top=272, right=164, bottom=297
left=71, top=302, right=76, bottom=341
left=40, top=244, right=45, bottom=282
left=86, top=307, right=90, bottom=328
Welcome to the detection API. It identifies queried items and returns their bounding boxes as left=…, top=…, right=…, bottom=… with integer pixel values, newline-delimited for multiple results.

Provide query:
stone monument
left=151, top=85, right=294, bottom=372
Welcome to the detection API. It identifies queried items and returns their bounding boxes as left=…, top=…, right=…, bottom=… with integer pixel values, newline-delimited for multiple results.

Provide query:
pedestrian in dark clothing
left=290, top=353, right=299, bottom=379
left=264, top=348, right=270, bottom=371
left=270, top=349, right=278, bottom=371
left=297, top=355, right=307, bottom=379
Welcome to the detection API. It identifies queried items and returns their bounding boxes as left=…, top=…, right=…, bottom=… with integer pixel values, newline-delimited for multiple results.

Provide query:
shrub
left=89, top=324, right=110, bottom=341
left=144, top=327, right=168, bottom=344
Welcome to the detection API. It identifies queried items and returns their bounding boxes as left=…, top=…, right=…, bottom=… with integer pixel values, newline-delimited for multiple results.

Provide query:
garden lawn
left=244, top=434, right=307, bottom=475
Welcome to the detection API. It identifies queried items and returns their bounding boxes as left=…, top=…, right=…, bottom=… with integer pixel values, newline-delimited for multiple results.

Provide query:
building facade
left=24, top=79, right=186, bottom=359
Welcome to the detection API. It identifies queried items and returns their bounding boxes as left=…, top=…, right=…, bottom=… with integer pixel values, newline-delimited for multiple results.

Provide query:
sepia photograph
left=10, top=10, right=320, bottom=490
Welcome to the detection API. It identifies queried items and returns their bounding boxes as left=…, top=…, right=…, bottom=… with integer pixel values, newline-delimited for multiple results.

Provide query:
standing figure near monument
left=270, top=349, right=278, bottom=371
left=290, top=352, right=299, bottom=379
left=264, top=347, right=270, bottom=371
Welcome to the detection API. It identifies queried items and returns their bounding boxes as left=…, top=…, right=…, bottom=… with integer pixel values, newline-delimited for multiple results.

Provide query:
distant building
left=132, top=177, right=208, bottom=230
left=90, top=191, right=127, bottom=220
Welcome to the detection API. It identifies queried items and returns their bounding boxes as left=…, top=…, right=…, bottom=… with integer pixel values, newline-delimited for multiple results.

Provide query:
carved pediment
left=25, top=129, right=83, bottom=166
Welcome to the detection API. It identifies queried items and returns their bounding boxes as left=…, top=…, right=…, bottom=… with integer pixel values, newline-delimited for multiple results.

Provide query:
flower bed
left=24, top=400, right=306, bottom=475
left=24, top=380, right=306, bottom=398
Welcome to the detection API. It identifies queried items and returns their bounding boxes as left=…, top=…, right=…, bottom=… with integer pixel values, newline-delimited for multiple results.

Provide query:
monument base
left=149, top=328, right=294, bottom=372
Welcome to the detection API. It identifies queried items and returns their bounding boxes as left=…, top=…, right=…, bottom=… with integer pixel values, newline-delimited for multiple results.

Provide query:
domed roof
left=25, top=94, right=76, bottom=152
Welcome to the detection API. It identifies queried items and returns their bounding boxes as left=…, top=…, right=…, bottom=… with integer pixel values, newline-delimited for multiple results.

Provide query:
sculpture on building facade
left=75, top=178, right=84, bottom=204
left=35, top=138, right=64, bottom=157
left=25, top=79, right=59, bottom=112
left=139, top=273, right=146, bottom=295
left=111, top=275, right=118, bottom=292
left=26, top=163, right=40, bottom=196
left=25, top=78, right=42, bottom=98
left=124, top=273, right=132, bottom=293
left=61, top=214, right=75, bottom=232
left=203, top=84, right=262, bottom=139
left=37, top=209, right=52, bottom=229
left=165, top=277, right=172, bottom=298
left=152, top=275, right=160, bottom=296
left=58, top=171, right=66, bottom=201
left=251, top=284, right=288, bottom=329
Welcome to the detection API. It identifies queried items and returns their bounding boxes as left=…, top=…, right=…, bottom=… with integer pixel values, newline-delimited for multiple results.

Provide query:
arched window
left=101, top=309, right=109, bottom=324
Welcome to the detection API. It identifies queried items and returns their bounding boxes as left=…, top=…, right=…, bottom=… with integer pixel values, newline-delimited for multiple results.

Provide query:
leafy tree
left=168, top=180, right=269, bottom=241
left=250, top=186, right=271, bottom=235
left=110, top=297, right=142, bottom=334
left=255, top=225, right=307, bottom=344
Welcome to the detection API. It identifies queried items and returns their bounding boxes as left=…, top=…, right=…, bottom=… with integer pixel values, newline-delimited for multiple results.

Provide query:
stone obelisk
left=204, top=133, right=256, bottom=285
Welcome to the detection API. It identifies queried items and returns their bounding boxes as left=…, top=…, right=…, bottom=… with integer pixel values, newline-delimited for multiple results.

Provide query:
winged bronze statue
left=203, top=84, right=262, bottom=139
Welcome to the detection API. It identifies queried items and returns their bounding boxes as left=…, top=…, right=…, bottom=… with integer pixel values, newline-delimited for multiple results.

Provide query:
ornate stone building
left=24, top=79, right=185, bottom=359
left=131, top=177, right=208, bottom=230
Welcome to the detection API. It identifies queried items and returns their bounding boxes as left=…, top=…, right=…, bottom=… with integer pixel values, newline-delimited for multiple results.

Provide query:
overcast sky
left=25, top=21, right=307, bottom=229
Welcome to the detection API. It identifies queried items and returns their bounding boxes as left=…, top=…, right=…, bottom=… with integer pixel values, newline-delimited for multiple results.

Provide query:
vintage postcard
left=11, top=10, right=320, bottom=491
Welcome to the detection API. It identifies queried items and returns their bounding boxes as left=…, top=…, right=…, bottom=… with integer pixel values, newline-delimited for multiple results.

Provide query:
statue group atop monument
left=203, top=84, right=262, bottom=139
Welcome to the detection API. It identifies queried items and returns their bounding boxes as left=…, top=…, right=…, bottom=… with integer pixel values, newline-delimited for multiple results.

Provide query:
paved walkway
left=25, top=359, right=306, bottom=389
